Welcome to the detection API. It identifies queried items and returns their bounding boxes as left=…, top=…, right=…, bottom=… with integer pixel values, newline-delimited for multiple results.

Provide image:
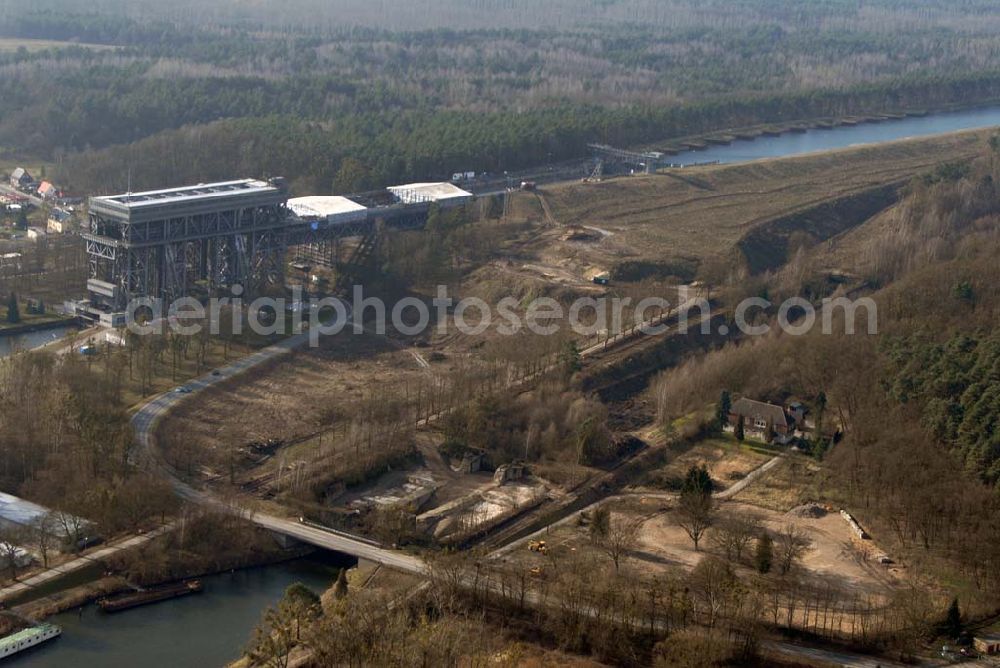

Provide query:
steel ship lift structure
left=82, top=178, right=472, bottom=314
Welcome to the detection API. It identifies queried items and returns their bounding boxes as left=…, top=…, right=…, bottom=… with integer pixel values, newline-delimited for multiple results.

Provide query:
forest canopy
left=5, top=2, right=1000, bottom=192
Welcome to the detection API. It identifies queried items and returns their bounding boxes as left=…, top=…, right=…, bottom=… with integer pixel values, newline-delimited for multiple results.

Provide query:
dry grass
left=156, top=330, right=429, bottom=472
left=112, top=339, right=256, bottom=410
left=521, top=128, right=988, bottom=274
left=640, top=437, right=771, bottom=492
left=730, top=455, right=823, bottom=512
left=505, top=494, right=898, bottom=596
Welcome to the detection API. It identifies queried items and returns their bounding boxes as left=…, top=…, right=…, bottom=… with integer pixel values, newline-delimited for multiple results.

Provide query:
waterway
left=10, top=555, right=349, bottom=667
left=7, top=103, right=1000, bottom=666
left=667, top=104, right=1000, bottom=166
left=0, top=326, right=74, bottom=358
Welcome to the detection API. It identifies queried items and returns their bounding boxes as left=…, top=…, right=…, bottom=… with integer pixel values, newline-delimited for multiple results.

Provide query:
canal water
left=667, top=104, right=1000, bottom=166
left=10, top=556, right=347, bottom=668
left=0, top=326, right=74, bottom=358
left=5, top=103, right=1000, bottom=666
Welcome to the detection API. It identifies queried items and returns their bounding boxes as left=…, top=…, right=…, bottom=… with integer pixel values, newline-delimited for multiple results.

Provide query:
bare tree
left=775, top=524, right=812, bottom=575
left=688, top=556, right=739, bottom=628
left=596, top=511, right=642, bottom=573
left=0, top=526, right=26, bottom=580
left=710, top=511, right=761, bottom=563
left=28, top=512, right=58, bottom=568
left=676, top=490, right=715, bottom=551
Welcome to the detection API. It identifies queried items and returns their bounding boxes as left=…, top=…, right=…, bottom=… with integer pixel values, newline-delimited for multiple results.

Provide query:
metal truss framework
left=587, top=143, right=667, bottom=174
left=84, top=180, right=436, bottom=309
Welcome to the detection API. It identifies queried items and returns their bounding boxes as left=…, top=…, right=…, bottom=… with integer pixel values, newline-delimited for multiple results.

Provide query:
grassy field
left=730, top=455, right=824, bottom=512
left=641, top=436, right=771, bottom=492
left=516, top=128, right=990, bottom=282
left=154, top=329, right=431, bottom=480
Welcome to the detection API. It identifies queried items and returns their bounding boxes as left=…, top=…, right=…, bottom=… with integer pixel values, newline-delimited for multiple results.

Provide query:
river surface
left=0, top=326, right=73, bottom=358
left=11, top=556, right=348, bottom=668
left=7, top=103, right=1000, bottom=666
left=666, top=104, right=1000, bottom=166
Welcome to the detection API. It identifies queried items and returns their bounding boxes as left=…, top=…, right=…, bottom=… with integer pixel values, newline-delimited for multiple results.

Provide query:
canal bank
left=9, top=554, right=350, bottom=668
left=0, top=319, right=80, bottom=358
left=7, top=101, right=1000, bottom=665
left=659, top=103, right=1000, bottom=167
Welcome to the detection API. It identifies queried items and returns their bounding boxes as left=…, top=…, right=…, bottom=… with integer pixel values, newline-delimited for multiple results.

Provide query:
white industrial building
left=0, top=491, right=87, bottom=543
left=387, top=182, right=473, bottom=207
left=287, top=196, right=368, bottom=225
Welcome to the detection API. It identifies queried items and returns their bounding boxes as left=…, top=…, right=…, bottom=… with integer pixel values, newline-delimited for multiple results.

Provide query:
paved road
left=132, top=297, right=704, bottom=566
left=129, top=312, right=435, bottom=573
left=488, top=451, right=784, bottom=561
left=0, top=182, right=43, bottom=208
left=717, top=452, right=784, bottom=500
left=0, top=525, right=173, bottom=603
left=125, top=304, right=926, bottom=668
left=766, top=641, right=910, bottom=667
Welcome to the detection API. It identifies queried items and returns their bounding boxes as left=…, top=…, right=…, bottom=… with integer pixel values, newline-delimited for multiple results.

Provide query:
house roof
left=11, top=167, right=29, bottom=180
left=37, top=181, right=56, bottom=194
left=731, top=398, right=788, bottom=427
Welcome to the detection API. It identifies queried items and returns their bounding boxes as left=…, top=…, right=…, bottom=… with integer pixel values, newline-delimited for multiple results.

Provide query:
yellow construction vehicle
left=528, top=540, right=548, bottom=555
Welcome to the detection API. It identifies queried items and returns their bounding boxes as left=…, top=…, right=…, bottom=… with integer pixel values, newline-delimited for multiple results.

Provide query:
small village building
left=0, top=253, right=21, bottom=270
left=26, top=226, right=47, bottom=240
left=457, top=451, right=484, bottom=474
left=494, top=462, right=527, bottom=484
left=9, top=168, right=33, bottom=190
left=975, top=632, right=1000, bottom=655
left=727, top=397, right=792, bottom=443
left=46, top=208, right=74, bottom=234
left=786, top=401, right=807, bottom=424
left=36, top=181, right=58, bottom=200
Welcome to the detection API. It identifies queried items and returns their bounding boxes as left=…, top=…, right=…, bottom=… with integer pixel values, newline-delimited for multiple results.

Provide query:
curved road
left=130, top=297, right=703, bottom=570
left=130, top=316, right=428, bottom=575
left=129, top=298, right=703, bottom=569
left=128, top=303, right=915, bottom=667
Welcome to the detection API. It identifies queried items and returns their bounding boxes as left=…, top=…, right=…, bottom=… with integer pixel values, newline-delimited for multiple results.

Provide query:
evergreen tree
left=332, top=157, right=371, bottom=194
left=717, top=390, right=732, bottom=430
left=944, top=597, right=962, bottom=638
left=755, top=533, right=773, bottom=574
left=560, top=340, right=582, bottom=377
left=734, top=417, right=745, bottom=441
left=682, top=464, right=713, bottom=496
left=676, top=465, right=715, bottom=550
left=5, top=293, right=19, bottom=324
left=815, top=391, right=827, bottom=436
